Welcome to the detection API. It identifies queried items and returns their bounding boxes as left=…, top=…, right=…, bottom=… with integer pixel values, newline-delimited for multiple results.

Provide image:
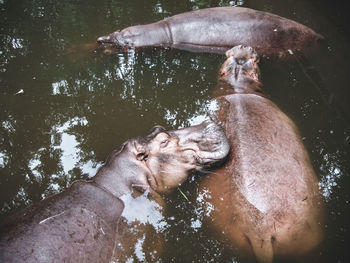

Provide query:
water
left=0, top=0, right=349, bottom=262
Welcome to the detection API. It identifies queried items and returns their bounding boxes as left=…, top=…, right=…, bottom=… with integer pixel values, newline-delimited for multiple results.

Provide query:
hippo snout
left=174, top=120, right=230, bottom=165
left=97, top=35, right=111, bottom=44
left=97, top=31, right=121, bottom=45
left=196, top=121, right=230, bottom=163
left=225, top=45, right=259, bottom=61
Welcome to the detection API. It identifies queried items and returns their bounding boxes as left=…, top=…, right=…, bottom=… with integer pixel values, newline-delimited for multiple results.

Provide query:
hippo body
left=0, top=122, right=229, bottom=263
left=97, top=7, right=323, bottom=57
left=199, top=46, right=324, bottom=262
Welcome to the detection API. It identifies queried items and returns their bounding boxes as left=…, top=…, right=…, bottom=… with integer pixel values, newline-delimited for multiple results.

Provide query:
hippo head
left=95, top=121, right=229, bottom=195
left=140, top=121, right=230, bottom=193
left=219, top=45, right=260, bottom=85
left=97, top=30, right=129, bottom=48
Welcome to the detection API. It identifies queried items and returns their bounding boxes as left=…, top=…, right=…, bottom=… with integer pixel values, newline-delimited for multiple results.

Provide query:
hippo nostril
left=236, top=58, right=246, bottom=65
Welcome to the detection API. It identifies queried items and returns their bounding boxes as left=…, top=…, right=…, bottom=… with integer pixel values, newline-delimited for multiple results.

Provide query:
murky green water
left=1, top=0, right=349, bottom=262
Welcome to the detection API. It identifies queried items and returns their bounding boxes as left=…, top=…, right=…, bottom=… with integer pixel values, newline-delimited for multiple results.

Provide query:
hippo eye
left=155, top=132, right=170, bottom=147
left=160, top=139, right=169, bottom=147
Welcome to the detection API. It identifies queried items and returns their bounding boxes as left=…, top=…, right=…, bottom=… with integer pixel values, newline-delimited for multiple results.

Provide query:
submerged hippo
left=198, top=46, right=324, bottom=262
left=97, top=7, right=323, bottom=57
left=0, top=121, right=229, bottom=263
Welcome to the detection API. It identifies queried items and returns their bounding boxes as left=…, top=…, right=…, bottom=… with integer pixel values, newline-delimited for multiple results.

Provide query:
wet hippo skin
left=97, top=7, right=323, bottom=57
left=0, top=181, right=123, bottom=262
left=0, top=121, right=229, bottom=263
left=199, top=46, right=324, bottom=263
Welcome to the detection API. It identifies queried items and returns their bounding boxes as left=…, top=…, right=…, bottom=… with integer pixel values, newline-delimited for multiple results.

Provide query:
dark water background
left=0, top=0, right=349, bottom=262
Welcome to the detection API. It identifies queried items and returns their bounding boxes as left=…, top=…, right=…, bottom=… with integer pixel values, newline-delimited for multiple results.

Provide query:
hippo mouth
left=143, top=159, right=159, bottom=192
left=184, top=143, right=229, bottom=168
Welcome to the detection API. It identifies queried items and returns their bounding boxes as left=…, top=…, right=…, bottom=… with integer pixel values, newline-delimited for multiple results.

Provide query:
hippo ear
left=150, top=125, right=166, bottom=137
left=225, top=48, right=235, bottom=58
left=134, top=142, right=149, bottom=161
left=250, top=51, right=259, bottom=63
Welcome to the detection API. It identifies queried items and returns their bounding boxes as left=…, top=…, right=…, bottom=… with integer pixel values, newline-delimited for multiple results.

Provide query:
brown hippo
left=97, top=7, right=323, bottom=57
left=0, top=121, right=229, bottom=263
left=198, top=46, right=324, bottom=262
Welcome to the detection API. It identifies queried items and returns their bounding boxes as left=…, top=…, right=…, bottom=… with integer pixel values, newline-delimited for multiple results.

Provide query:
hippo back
left=200, top=93, right=323, bottom=262
left=0, top=181, right=124, bottom=263
left=167, top=7, right=322, bottom=56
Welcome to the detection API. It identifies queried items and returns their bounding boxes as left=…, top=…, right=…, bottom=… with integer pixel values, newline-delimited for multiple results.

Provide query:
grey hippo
left=198, top=46, right=324, bottom=262
left=97, top=7, right=323, bottom=57
left=0, top=121, right=229, bottom=262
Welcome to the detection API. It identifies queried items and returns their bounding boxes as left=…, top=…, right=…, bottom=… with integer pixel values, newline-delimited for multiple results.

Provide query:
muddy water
left=0, top=0, right=349, bottom=262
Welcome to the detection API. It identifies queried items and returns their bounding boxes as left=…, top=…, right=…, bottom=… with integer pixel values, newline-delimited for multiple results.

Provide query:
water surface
left=1, top=0, right=349, bottom=262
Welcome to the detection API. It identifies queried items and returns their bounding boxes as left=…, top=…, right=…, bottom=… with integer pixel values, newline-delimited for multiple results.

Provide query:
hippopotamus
left=198, top=46, right=324, bottom=262
left=0, top=121, right=229, bottom=263
left=97, top=7, right=323, bottom=57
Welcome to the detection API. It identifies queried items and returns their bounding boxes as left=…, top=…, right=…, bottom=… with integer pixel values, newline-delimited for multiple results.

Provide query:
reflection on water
left=1, top=0, right=349, bottom=262
left=319, top=151, right=344, bottom=200
left=115, top=191, right=168, bottom=262
left=52, top=117, right=100, bottom=177
left=120, top=191, right=167, bottom=231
